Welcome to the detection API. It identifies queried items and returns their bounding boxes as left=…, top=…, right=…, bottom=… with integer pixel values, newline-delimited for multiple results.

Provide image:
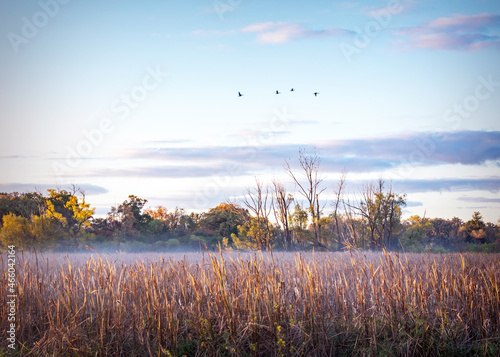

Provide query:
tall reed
left=1, top=250, right=499, bottom=356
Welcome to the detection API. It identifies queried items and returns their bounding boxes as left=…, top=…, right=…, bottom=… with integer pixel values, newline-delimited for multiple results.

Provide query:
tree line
left=1, top=151, right=499, bottom=252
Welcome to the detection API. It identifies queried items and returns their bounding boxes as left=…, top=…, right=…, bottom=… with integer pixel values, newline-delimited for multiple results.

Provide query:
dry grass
left=1, top=249, right=499, bottom=356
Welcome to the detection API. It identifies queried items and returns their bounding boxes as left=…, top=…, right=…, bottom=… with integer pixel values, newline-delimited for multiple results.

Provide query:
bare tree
left=347, top=179, right=406, bottom=249
left=242, top=178, right=273, bottom=249
left=376, top=181, right=406, bottom=247
left=342, top=196, right=360, bottom=248
left=285, top=149, right=327, bottom=248
left=331, top=171, right=347, bottom=250
left=271, top=179, right=294, bottom=250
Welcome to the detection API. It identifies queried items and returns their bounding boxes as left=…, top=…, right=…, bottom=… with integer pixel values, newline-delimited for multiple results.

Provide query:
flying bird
left=276, top=90, right=281, bottom=94
left=313, top=92, right=319, bottom=97
left=290, top=88, right=295, bottom=92
left=238, top=92, right=243, bottom=97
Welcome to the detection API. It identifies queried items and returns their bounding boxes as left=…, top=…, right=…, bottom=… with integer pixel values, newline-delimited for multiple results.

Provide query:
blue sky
left=0, top=0, right=499, bottom=222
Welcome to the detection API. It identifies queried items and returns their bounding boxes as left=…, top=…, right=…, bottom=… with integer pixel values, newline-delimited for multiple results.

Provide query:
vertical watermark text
left=6, top=245, right=17, bottom=350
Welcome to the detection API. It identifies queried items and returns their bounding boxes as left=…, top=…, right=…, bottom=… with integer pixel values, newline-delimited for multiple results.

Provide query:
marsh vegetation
left=1, top=250, right=499, bottom=356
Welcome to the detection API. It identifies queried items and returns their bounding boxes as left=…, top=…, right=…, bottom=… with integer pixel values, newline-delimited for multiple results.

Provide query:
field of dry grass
left=1, top=249, right=499, bottom=356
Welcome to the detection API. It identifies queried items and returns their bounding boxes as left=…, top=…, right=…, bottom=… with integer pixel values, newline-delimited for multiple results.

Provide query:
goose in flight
left=313, top=92, right=319, bottom=97
left=290, top=88, right=295, bottom=92
left=238, top=92, right=243, bottom=97
left=276, top=90, right=281, bottom=94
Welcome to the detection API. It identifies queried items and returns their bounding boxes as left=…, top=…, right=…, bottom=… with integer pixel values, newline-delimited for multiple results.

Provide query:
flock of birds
left=238, top=88, right=319, bottom=97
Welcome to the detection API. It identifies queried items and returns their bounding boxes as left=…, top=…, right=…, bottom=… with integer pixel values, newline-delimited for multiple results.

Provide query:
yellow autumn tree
left=0, top=213, right=60, bottom=251
left=44, top=189, right=95, bottom=250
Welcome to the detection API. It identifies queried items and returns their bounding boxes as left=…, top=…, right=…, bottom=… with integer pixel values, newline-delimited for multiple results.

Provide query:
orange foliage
left=209, top=202, right=243, bottom=214
left=144, top=206, right=169, bottom=221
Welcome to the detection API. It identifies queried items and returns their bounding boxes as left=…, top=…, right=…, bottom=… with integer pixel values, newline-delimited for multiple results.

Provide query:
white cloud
left=241, top=21, right=352, bottom=44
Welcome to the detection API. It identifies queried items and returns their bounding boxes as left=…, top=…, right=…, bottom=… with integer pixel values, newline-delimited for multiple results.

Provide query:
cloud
left=289, top=119, right=320, bottom=125
left=241, top=21, right=353, bottom=44
left=321, top=156, right=396, bottom=172
left=337, top=2, right=360, bottom=9
left=320, top=130, right=500, bottom=168
left=79, top=165, right=251, bottom=179
left=391, top=178, right=500, bottom=193
left=366, top=0, right=418, bottom=16
left=336, top=177, right=500, bottom=194
left=0, top=155, right=23, bottom=159
left=147, top=139, right=191, bottom=145
left=123, top=130, right=500, bottom=175
left=0, top=183, right=108, bottom=195
left=427, top=13, right=500, bottom=32
left=405, top=201, right=423, bottom=207
left=458, top=196, right=500, bottom=204
left=394, top=13, right=500, bottom=50
left=0, top=155, right=40, bottom=159
left=191, top=21, right=352, bottom=45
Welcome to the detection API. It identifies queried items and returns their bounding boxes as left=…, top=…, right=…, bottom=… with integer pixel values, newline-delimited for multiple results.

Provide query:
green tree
left=351, top=180, right=406, bottom=249
left=0, top=192, right=44, bottom=227
left=463, top=211, right=487, bottom=244
left=143, top=206, right=186, bottom=234
left=428, top=218, right=452, bottom=247
left=118, top=195, right=151, bottom=232
left=485, top=222, right=499, bottom=243
left=318, top=216, right=333, bottom=246
left=400, top=215, right=433, bottom=252
left=200, top=203, right=250, bottom=241
left=231, top=216, right=270, bottom=250
left=289, top=204, right=311, bottom=247
left=108, top=204, right=136, bottom=250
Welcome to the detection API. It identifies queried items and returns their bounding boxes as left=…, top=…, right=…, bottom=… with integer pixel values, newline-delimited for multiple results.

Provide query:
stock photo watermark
left=213, top=0, right=242, bottom=20
left=6, top=245, right=17, bottom=350
left=52, top=65, right=168, bottom=176
left=339, top=0, right=403, bottom=63
left=193, top=107, right=295, bottom=207
left=443, top=74, right=499, bottom=129
left=397, top=74, right=499, bottom=178
left=7, top=0, right=71, bottom=54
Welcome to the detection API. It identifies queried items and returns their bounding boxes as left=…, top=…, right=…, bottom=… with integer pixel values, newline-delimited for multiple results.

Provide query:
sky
left=0, top=0, right=499, bottom=223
